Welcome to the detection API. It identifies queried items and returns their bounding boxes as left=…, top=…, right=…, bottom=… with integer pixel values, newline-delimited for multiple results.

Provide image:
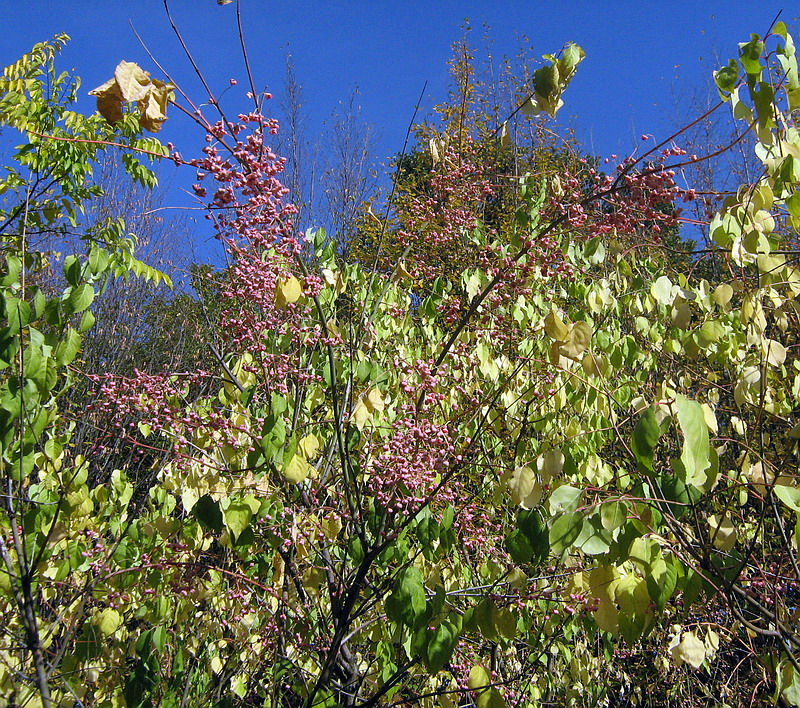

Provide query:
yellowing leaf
left=651, top=275, right=674, bottom=305
left=494, top=607, right=516, bottom=639
left=712, top=283, right=733, bottom=307
left=519, top=96, right=539, bottom=115
left=671, top=302, right=692, bottom=329
left=282, top=453, right=313, bottom=484
left=275, top=275, right=303, bottom=308
left=96, top=608, right=122, bottom=636
left=701, top=403, right=718, bottom=435
left=468, top=665, right=491, bottom=691
left=581, top=352, right=602, bottom=376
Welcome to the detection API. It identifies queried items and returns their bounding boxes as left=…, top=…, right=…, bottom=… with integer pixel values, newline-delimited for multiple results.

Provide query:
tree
left=0, top=38, right=171, bottom=706
left=348, top=30, right=588, bottom=295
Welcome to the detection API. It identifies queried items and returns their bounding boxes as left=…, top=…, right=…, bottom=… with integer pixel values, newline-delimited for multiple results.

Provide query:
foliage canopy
left=3, top=16, right=800, bottom=708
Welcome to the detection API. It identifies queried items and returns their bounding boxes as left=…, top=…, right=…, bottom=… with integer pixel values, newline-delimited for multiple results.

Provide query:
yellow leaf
left=671, top=630, right=706, bottom=669
left=365, top=387, right=385, bottom=413
left=352, top=399, right=371, bottom=429
left=275, top=275, right=303, bottom=308
left=762, top=338, right=786, bottom=366
left=560, top=321, right=592, bottom=361
left=393, top=261, right=413, bottom=281
left=299, top=434, right=321, bottom=461
left=322, top=516, right=343, bottom=539
left=352, top=387, right=384, bottom=429
left=181, top=487, right=199, bottom=512
left=500, top=120, right=511, bottom=149
left=590, top=565, right=620, bottom=635
left=707, top=513, right=737, bottom=552
left=543, top=310, right=570, bottom=341
left=89, top=77, right=123, bottom=123
left=507, top=465, right=541, bottom=508
left=138, top=81, right=171, bottom=133
left=302, top=567, right=324, bottom=593
left=429, top=137, right=442, bottom=165
left=211, top=655, right=224, bottom=674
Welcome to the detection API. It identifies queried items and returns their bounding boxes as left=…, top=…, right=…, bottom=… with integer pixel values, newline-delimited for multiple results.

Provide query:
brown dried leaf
left=95, top=91, right=124, bottom=124
left=138, top=90, right=168, bottom=133
left=89, top=77, right=123, bottom=124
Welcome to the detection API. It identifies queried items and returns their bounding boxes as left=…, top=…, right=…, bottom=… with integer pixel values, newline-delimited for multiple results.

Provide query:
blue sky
left=0, top=1, right=795, bottom=255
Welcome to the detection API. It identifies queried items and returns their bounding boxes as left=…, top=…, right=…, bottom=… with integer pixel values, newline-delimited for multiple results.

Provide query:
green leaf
left=631, top=406, right=660, bottom=475
left=5, top=296, right=31, bottom=334
left=385, top=566, right=427, bottom=628
left=714, top=58, right=739, bottom=97
left=223, top=499, right=254, bottom=540
left=548, top=485, right=583, bottom=514
left=63, top=254, right=81, bottom=286
left=601, top=501, right=628, bottom=531
left=416, top=615, right=461, bottom=673
left=696, top=320, right=724, bottom=348
left=674, top=395, right=711, bottom=487
left=55, top=328, right=81, bottom=366
left=647, top=557, right=678, bottom=611
left=478, top=688, right=508, bottom=708
left=739, top=34, right=764, bottom=76
left=64, top=283, right=94, bottom=314
left=774, top=485, right=800, bottom=512
left=549, top=511, right=583, bottom=554
left=78, top=309, right=95, bottom=333
left=780, top=661, right=800, bottom=707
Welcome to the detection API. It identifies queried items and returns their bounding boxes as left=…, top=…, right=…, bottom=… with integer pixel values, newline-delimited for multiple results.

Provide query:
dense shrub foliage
left=3, top=19, right=800, bottom=708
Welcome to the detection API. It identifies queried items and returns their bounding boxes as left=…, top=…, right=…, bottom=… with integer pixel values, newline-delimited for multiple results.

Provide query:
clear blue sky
left=0, top=1, right=795, bottom=255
